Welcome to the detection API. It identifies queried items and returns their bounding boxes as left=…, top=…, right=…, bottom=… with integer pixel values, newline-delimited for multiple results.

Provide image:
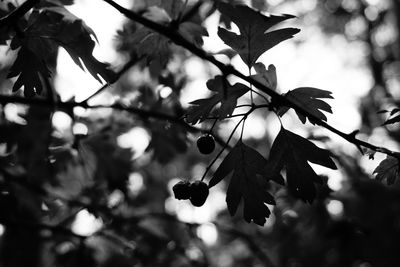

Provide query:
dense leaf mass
left=2, top=0, right=400, bottom=266
left=7, top=5, right=115, bottom=96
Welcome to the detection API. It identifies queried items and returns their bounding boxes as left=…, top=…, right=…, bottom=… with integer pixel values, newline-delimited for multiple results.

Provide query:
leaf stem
left=209, top=118, right=218, bottom=132
left=240, top=117, right=246, bottom=140
left=200, top=116, right=246, bottom=182
left=200, top=105, right=256, bottom=182
left=249, top=67, right=254, bottom=104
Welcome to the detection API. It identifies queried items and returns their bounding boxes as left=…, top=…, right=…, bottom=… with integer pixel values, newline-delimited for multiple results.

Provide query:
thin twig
left=200, top=112, right=250, bottom=182
left=0, top=94, right=230, bottom=148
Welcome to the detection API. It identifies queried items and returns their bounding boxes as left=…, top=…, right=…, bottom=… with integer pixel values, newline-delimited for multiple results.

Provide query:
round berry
left=172, top=180, right=191, bottom=200
left=189, top=181, right=209, bottom=207
left=196, top=134, right=215, bottom=154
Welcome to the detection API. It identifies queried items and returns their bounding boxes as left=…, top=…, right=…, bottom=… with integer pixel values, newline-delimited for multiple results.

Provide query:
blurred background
left=1, top=0, right=400, bottom=266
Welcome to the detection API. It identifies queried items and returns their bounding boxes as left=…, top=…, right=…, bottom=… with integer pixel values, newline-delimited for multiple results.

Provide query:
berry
left=172, top=180, right=191, bottom=200
left=196, top=134, right=215, bottom=154
left=189, top=181, right=209, bottom=207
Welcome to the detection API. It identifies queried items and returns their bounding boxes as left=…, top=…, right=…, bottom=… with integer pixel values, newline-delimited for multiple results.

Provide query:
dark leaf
left=178, top=21, right=208, bottom=47
left=186, top=76, right=249, bottom=124
left=384, top=115, right=400, bottom=125
left=268, top=127, right=337, bottom=203
left=209, top=141, right=283, bottom=225
left=277, top=87, right=333, bottom=124
left=7, top=7, right=115, bottom=96
left=390, top=108, right=400, bottom=116
left=7, top=47, right=51, bottom=97
left=373, top=156, right=400, bottom=185
left=251, top=62, right=277, bottom=90
left=377, top=110, right=388, bottom=114
left=146, top=122, right=188, bottom=163
left=48, top=6, right=116, bottom=83
left=217, top=3, right=299, bottom=67
left=83, top=133, right=133, bottom=192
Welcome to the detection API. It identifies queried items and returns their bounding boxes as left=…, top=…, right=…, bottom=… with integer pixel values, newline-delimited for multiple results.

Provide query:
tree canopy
left=1, top=0, right=400, bottom=266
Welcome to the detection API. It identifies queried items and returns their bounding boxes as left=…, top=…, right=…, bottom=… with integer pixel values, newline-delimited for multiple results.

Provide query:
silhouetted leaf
left=47, top=6, right=116, bottom=83
left=7, top=6, right=115, bottom=95
left=217, top=3, right=300, bottom=67
left=251, top=62, right=277, bottom=90
left=277, top=87, right=333, bottom=124
left=373, top=156, right=400, bottom=185
left=186, top=76, right=249, bottom=124
left=209, top=141, right=283, bottom=225
left=268, top=127, right=337, bottom=203
left=384, top=115, right=400, bottom=125
left=390, top=108, right=400, bottom=116
left=7, top=47, right=51, bottom=97
left=121, top=2, right=207, bottom=76
left=377, top=110, right=388, bottom=114
left=380, top=107, right=400, bottom=125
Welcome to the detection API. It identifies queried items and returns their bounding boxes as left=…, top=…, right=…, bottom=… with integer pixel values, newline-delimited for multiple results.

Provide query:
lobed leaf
left=186, top=76, right=249, bottom=124
left=7, top=6, right=115, bottom=96
left=7, top=47, right=51, bottom=97
left=277, top=87, right=333, bottom=124
left=268, top=127, right=337, bottom=203
left=209, top=141, right=283, bottom=226
left=251, top=62, right=277, bottom=90
left=217, top=3, right=300, bottom=67
left=48, top=6, right=116, bottom=83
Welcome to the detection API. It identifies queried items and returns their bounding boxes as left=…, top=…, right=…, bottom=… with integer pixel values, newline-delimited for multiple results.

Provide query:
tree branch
left=0, top=94, right=230, bottom=148
left=103, top=0, right=400, bottom=159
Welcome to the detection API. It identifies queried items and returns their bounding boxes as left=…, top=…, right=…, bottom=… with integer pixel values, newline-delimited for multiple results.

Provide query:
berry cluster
left=172, top=180, right=209, bottom=207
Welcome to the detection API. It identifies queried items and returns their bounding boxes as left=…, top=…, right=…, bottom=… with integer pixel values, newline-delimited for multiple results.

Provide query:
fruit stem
left=200, top=116, right=246, bottom=183
left=209, top=118, right=218, bottom=132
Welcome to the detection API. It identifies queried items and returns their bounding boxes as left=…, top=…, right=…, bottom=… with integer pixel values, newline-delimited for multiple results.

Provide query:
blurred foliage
left=1, top=0, right=400, bottom=267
